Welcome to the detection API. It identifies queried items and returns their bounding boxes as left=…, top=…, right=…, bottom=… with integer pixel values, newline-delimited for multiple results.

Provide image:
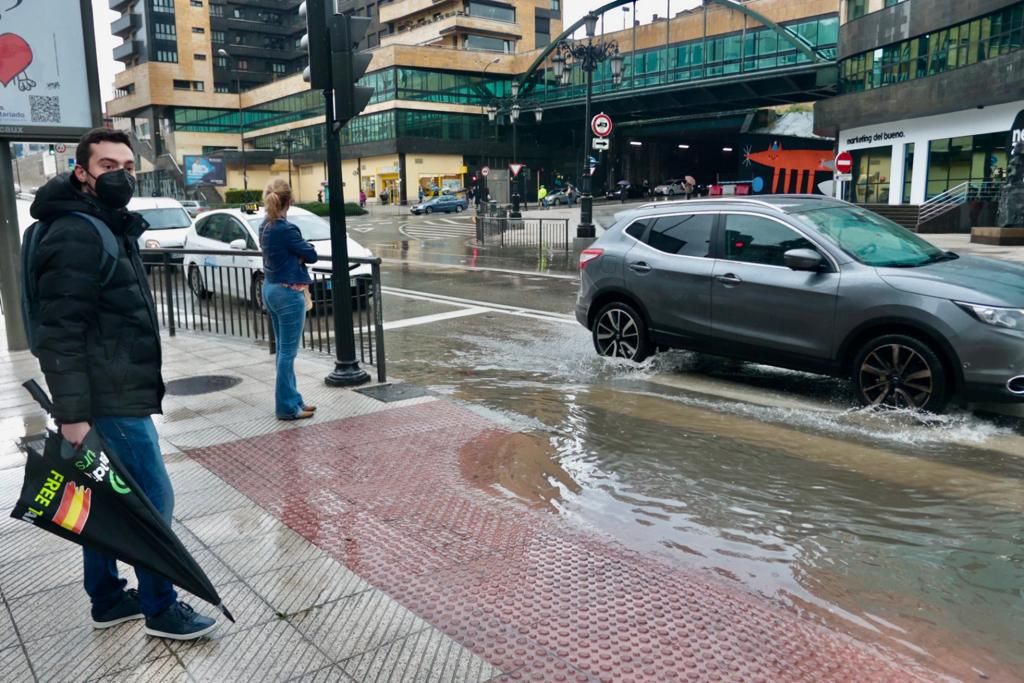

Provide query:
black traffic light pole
left=302, top=0, right=372, bottom=387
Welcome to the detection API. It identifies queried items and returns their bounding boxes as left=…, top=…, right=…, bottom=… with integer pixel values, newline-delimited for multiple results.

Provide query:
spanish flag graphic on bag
left=52, top=481, right=92, bottom=534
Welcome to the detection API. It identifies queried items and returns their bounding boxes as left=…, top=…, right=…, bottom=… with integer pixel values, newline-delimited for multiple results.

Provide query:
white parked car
left=653, top=179, right=684, bottom=196
left=182, top=205, right=375, bottom=311
left=131, top=197, right=193, bottom=266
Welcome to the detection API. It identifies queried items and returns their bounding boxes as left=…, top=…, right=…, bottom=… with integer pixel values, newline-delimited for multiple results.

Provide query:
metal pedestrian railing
left=475, top=216, right=571, bottom=252
left=917, top=181, right=1001, bottom=227
left=142, top=249, right=386, bottom=382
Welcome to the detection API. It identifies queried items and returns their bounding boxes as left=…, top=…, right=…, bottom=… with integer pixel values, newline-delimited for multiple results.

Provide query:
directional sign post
left=592, top=138, right=609, bottom=151
left=591, top=113, right=613, bottom=138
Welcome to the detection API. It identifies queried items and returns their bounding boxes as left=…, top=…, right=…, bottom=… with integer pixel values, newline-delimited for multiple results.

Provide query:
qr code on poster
left=30, top=96, right=61, bottom=123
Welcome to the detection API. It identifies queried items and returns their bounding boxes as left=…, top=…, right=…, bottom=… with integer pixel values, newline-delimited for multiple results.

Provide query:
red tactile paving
left=189, top=400, right=941, bottom=682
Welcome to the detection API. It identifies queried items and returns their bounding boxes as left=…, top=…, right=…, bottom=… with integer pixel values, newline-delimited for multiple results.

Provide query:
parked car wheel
left=251, top=272, right=266, bottom=312
left=188, top=265, right=211, bottom=300
left=425, top=207, right=433, bottom=215
left=455, top=205, right=463, bottom=213
left=592, top=301, right=652, bottom=362
left=852, top=334, right=950, bottom=412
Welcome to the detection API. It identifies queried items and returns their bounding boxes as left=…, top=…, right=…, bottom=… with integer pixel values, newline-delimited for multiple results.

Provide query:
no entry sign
left=591, top=113, right=613, bottom=138
left=481, top=166, right=489, bottom=177
left=835, top=151, right=853, bottom=175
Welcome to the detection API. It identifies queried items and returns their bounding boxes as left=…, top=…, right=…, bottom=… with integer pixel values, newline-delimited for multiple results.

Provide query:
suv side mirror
left=229, top=238, right=247, bottom=251
left=784, top=248, right=824, bottom=271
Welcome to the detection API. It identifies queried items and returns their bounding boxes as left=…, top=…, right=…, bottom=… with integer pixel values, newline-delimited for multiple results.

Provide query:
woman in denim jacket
left=260, top=179, right=319, bottom=420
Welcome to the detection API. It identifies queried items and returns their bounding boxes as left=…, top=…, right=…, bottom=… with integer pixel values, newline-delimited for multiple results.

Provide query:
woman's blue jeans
left=263, top=283, right=307, bottom=418
left=83, top=416, right=176, bottom=617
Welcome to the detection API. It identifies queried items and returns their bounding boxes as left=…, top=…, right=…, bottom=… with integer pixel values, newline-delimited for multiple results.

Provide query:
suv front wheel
left=852, top=334, right=950, bottom=412
left=592, top=301, right=652, bottom=362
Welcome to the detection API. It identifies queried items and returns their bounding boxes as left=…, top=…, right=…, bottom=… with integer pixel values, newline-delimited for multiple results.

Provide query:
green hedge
left=297, top=202, right=367, bottom=217
left=224, top=189, right=263, bottom=204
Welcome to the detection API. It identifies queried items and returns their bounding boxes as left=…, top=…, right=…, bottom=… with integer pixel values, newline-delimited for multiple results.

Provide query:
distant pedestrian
left=259, top=178, right=318, bottom=422
left=25, top=127, right=218, bottom=640
left=317, top=189, right=323, bottom=203
left=380, top=190, right=389, bottom=205
left=538, top=184, right=548, bottom=208
left=418, top=187, right=425, bottom=203
left=358, top=189, right=366, bottom=208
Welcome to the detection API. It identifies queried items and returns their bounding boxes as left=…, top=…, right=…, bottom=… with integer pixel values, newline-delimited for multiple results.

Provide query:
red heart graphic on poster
left=0, top=33, right=33, bottom=87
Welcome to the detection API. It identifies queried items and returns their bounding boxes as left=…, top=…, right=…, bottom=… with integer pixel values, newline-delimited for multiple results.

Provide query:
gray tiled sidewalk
left=0, top=333, right=500, bottom=682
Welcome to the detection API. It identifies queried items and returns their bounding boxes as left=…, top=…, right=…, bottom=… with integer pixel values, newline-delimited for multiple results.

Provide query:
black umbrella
left=10, top=380, right=234, bottom=622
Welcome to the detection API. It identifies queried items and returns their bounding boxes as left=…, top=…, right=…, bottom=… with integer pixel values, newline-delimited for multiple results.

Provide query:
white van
left=129, top=197, right=193, bottom=266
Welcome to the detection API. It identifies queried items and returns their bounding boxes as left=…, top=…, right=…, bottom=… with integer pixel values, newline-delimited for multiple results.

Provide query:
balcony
left=384, top=14, right=522, bottom=47
left=111, top=13, right=140, bottom=38
left=109, top=0, right=131, bottom=11
left=380, top=0, right=459, bottom=25
left=112, top=40, right=141, bottom=63
left=211, top=14, right=304, bottom=37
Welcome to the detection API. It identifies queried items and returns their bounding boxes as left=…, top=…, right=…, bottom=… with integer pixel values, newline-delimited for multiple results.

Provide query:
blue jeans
left=263, top=283, right=307, bottom=418
left=84, top=416, right=176, bottom=617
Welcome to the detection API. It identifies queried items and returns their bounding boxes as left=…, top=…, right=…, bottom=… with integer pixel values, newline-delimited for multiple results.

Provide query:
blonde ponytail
left=263, top=178, right=293, bottom=222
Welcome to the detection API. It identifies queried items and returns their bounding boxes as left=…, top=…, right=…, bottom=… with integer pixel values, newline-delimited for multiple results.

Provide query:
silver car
left=576, top=196, right=1024, bottom=412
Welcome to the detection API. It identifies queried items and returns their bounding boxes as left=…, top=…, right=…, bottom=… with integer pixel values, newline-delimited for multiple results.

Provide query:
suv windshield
left=797, top=206, right=950, bottom=268
left=138, top=208, right=192, bottom=230
left=248, top=214, right=331, bottom=241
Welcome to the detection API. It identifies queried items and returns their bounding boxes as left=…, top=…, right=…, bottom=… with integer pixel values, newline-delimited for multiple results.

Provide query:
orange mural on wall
left=744, top=141, right=833, bottom=194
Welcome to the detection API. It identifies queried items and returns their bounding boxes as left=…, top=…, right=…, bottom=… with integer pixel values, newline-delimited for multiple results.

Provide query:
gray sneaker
left=91, top=588, right=144, bottom=629
left=144, top=601, right=218, bottom=641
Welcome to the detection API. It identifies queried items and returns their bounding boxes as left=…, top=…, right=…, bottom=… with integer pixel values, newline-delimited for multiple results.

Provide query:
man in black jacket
left=29, top=128, right=217, bottom=640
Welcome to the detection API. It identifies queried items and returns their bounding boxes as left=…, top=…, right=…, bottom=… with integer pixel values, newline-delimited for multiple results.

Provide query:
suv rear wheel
left=592, top=301, right=652, bottom=362
left=852, top=334, right=950, bottom=412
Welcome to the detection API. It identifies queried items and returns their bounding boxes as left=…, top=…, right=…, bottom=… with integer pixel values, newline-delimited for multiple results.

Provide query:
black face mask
left=89, top=169, right=136, bottom=209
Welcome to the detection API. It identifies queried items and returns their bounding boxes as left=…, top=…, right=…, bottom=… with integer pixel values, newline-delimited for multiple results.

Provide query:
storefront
left=836, top=100, right=1022, bottom=205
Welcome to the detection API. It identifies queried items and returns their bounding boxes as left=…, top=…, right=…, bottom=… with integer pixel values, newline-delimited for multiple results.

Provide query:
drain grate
left=165, top=375, right=243, bottom=396
left=356, top=383, right=433, bottom=403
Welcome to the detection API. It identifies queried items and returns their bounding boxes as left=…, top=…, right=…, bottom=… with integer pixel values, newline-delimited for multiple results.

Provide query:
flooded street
left=375, top=256, right=1024, bottom=682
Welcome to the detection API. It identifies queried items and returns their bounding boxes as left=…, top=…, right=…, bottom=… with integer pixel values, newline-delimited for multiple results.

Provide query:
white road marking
left=381, top=286, right=576, bottom=325
left=382, top=306, right=488, bottom=330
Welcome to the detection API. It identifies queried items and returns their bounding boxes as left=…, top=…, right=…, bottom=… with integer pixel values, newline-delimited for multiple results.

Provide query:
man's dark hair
left=75, top=128, right=134, bottom=169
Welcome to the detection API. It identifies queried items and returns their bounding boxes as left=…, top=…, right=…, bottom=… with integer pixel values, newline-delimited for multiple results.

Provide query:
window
left=194, top=53, right=207, bottom=61
left=723, top=215, right=815, bottom=267
left=625, top=220, right=648, bottom=240
left=193, top=81, right=204, bottom=91
left=645, top=214, right=714, bottom=257
left=550, top=0, right=559, bottom=9
left=535, top=15, right=550, bottom=48
left=173, top=79, right=191, bottom=90
left=210, top=4, right=223, bottom=17
left=272, top=63, right=287, bottom=74
left=153, top=0, right=174, bottom=13
left=233, top=8, right=242, bottom=18
left=237, top=59, right=248, bottom=70
left=192, top=27, right=205, bottom=34
left=214, top=83, right=230, bottom=93
left=155, top=50, right=178, bottom=63
left=223, top=219, right=250, bottom=246
left=212, top=31, right=225, bottom=43
left=464, top=34, right=512, bottom=52
left=215, top=56, right=228, bottom=67
left=466, top=1, right=515, bottom=23
left=154, top=22, right=176, bottom=39
left=190, top=0, right=202, bottom=6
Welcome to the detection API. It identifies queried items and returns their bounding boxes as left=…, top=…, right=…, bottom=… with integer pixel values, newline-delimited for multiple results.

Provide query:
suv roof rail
left=634, top=197, right=781, bottom=211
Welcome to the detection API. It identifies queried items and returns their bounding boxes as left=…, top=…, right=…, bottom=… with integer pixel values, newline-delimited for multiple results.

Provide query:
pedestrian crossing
left=400, top=217, right=477, bottom=242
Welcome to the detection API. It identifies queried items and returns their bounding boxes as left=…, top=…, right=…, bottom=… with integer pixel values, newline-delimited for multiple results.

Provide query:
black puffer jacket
left=29, top=174, right=164, bottom=423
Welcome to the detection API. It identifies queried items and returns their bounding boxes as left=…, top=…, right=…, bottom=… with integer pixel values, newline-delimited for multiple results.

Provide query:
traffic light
left=329, top=15, right=374, bottom=125
left=299, top=0, right=331, bottom=89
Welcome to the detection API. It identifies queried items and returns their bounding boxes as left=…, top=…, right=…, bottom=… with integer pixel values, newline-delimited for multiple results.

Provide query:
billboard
left=184, top=155, right=226, bottom=187
left=0, top=0, right=100, bottom=141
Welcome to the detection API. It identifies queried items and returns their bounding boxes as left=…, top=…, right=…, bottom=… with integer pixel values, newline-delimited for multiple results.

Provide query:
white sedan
left=653, top=179, right=684, bottom=196
left=181, top=206, right=375, bottom=310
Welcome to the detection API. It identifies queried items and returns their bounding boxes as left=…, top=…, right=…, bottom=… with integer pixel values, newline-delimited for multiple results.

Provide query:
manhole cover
left=165, top=375, right=243, bottom=396
left=356, top=383, right=433, bottom=403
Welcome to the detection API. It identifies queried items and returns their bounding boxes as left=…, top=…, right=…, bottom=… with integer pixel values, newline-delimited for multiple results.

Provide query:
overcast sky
left=90, top=0, right=702, bottom=104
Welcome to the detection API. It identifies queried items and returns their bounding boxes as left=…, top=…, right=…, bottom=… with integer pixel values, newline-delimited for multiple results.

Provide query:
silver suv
left=576, top=196, right=1024, bottom=412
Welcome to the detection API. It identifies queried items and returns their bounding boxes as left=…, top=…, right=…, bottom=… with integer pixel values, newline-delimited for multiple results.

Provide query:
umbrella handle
left=22, top=380, right=55, bottom=416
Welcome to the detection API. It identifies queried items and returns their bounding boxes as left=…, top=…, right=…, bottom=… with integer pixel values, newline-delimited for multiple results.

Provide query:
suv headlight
left=956, top=302, right=1024, bottom=330
left=145, top=239, right=161, bottom=249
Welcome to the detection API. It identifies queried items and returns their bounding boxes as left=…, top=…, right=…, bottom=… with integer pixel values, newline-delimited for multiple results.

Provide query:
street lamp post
left=218, top=49, right=247, bottom=191
left=280, top=135, right=295, bottom=188
left=486, top=81, right=539, bottom=217
left=551, top=14, right=623, bottom=239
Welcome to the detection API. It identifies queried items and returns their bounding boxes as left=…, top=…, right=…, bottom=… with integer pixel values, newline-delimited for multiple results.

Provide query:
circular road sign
left=55, top=143, right=67, bottom=154
left=835, top=151, right=853, bottom=175
left=591, top=113, right=613, bottom=138
left=481, top=166, right=490, bottom=177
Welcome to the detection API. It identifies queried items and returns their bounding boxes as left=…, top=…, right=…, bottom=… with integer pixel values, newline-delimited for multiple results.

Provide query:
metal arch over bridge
left=517, top=0, right=832, bottom=96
